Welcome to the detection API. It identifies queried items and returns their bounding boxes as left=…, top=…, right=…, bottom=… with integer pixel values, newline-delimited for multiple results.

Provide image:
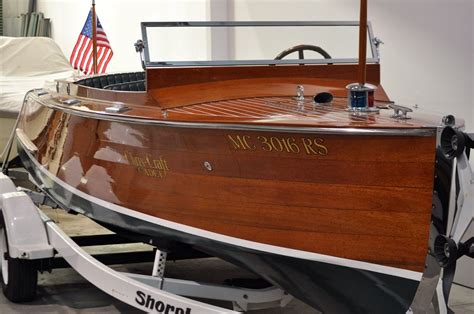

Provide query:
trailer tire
left=0, top=212, right=38, bottom=302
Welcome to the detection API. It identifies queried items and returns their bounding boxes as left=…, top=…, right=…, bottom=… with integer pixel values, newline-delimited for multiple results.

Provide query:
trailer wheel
left=0, top=213, right=37, bottom=302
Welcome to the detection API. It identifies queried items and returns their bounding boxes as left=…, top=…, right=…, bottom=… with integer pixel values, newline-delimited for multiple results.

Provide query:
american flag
left=70, top=9, right=113, bottom=74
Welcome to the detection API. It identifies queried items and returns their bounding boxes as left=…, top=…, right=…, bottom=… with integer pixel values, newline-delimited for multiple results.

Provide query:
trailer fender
left=0, top=173, right=16, bottom=194
left=0, top=177, right=54, bottom=260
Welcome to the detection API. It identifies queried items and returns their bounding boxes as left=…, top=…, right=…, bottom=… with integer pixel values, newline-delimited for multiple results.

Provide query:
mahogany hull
left=16, top=94, right=442, bottom=313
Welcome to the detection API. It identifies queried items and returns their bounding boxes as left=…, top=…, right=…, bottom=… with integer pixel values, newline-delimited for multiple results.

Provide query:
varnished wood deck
left=60, top=94, right=440, bottom=130
left=167, top=96, right=426, bottom=128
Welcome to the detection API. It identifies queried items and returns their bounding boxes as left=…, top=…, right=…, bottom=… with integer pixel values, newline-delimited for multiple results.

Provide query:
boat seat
left=104, top=80, right=146, bottom=91
left=75, top=71, right=146, bottom=91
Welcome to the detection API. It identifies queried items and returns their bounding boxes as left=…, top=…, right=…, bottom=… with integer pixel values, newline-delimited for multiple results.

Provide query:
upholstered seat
left=75, top=72, right=146, bottom=91
left=104, top=80, right=146, bottom=91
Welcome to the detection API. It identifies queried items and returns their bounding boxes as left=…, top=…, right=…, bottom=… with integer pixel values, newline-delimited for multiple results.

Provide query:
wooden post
left=92, top=0, right=98, bottom=74
left=358, top=0, right=368, bottom=86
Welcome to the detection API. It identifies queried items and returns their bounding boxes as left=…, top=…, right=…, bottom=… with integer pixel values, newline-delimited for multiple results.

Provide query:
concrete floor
left=0, top=207, right=473, bottom=313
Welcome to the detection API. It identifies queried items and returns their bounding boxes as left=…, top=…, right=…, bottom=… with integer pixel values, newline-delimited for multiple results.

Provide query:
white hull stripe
left=19, top=136, right=423, bottom=282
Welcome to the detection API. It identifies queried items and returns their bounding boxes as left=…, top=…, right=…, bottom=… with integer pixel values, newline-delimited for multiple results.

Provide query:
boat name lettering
left=124, top=151, right=169, bottom=178
left=227, top=135, right=328, bottom=155
left=135, top=290, right=191, bottom=313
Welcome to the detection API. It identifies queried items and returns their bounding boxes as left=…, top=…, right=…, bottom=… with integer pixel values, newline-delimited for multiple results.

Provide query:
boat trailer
left=0, top=171, right=293, bottom=313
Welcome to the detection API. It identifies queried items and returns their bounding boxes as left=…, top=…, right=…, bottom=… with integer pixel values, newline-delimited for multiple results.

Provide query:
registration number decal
left=227, top=135, right=328, bottom=155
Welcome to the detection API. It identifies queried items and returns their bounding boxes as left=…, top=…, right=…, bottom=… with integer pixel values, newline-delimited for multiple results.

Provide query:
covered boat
left=0, top=37, right=74, bottom=163
left=6, top=18, right=473, bottom=314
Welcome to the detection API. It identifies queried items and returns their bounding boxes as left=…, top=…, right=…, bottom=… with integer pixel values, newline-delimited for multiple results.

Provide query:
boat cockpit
left=72, top=20, right=388, bottom=113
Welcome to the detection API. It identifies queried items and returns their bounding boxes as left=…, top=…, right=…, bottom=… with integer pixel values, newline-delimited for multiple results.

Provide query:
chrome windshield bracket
left=134, top=39, right=146, bottom=70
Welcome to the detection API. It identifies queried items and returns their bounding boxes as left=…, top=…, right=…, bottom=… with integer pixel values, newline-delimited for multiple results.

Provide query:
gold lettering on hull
left=301, top=138, right=328, bottom=156
left=227, top=135, right=328, bottom=155
left=227, top=135, right=256, bottom=150
left=124, top=151, right=169, bottom=178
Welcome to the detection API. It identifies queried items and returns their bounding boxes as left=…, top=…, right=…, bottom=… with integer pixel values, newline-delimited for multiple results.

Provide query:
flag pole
left=358, top=0, right=368, bottom=86
left=347, top=0, right=377, bottom=112
left=92, top=0, right=98, bottom=74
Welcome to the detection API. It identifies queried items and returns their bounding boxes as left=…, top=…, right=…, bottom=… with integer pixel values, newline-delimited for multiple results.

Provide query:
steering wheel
left=274, top=44, right=332, bottom=60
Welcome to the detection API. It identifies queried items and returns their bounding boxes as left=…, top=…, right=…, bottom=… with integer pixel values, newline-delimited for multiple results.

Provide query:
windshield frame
left=141, top=21, right=379, bottom=67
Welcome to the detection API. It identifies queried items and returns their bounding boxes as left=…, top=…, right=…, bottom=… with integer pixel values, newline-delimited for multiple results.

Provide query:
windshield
left=141, top=21, right=379, bottom=67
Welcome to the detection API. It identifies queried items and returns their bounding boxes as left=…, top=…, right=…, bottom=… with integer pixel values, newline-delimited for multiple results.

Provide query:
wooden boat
left=9, top=17, right=465, bottom=314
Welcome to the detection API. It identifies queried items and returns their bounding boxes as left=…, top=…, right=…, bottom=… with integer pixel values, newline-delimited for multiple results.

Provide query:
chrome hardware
left=60, top=98, right=80, bottom=106
left=373, top=37, right=384, bottom=59
left=442, top=115, right=456, bottom=127
left=134, top=39, right=146, bottom=70
left=105, top=102, right=130, bottom=113
left=34, top=89, right=48, bottom=96
left=373, top=37, right=384, bottom=48
left=389, top=103, right=412, bottom=120
left=296, top=85, right=305, bottom=101
left=134, top=39, right=145, bottom=53
left=204, top=161, right=212, bottom=171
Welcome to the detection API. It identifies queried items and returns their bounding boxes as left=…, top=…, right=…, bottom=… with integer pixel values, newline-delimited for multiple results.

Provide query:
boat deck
left=168, top=97, right=423, bottom=128
left=49, top=93, right=442, bottom=130
left=64, top=65, right=448, bottom=130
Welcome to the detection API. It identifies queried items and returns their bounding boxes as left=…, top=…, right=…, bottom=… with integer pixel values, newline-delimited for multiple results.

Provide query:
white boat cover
left=0, top=37, right=74, bottom=116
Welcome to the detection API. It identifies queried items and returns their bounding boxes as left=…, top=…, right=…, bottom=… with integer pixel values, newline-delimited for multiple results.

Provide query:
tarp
left=0, top=36, right=74, bottom=115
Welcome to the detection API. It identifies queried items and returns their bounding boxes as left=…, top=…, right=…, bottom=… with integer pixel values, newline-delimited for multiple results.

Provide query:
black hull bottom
left=19, top=146, right=419, bottom=314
